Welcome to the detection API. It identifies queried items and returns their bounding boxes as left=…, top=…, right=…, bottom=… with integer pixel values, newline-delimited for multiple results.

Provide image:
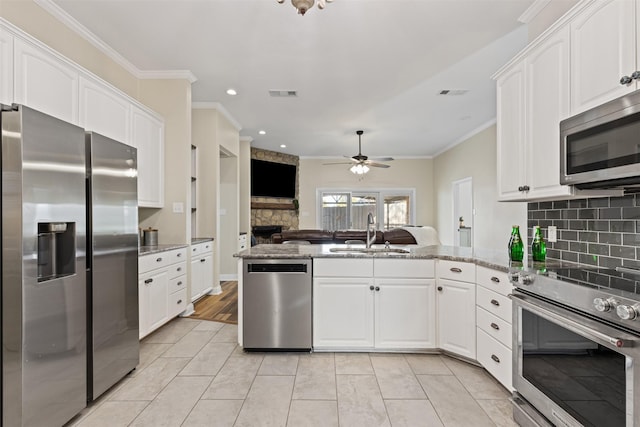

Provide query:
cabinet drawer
left=477, top=286, right=512, bottom=323
left=191, top=241, right=213, bottom=256
left=477, top=328, right=512, bottom=391
left=168, top=262, right=187, bottom=280
left=437, top=260, right=475, bottom=283
left=168, top=288, right=187, bottom=317
left=169, top=275, right=186, bottom=293
left=476, top=306, right=512, bottom=349
left=139, top=248, right=187, bottom=274
left=374, top=259, right=434, bottom=278
left=314, top=258, right=373, bottom=277
left=476, top=266, right=512, bottom=297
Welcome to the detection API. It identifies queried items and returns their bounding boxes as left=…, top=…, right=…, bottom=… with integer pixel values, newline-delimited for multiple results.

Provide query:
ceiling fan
left=324, top=130, right=393, bottom=174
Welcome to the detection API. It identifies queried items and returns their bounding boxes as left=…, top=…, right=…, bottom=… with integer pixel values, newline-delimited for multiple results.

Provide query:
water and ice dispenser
left=37, top=222, right=76, bottom=281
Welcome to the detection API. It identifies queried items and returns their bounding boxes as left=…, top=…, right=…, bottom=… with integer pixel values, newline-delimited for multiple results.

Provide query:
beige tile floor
left=67, top=318, right=518, bottom=427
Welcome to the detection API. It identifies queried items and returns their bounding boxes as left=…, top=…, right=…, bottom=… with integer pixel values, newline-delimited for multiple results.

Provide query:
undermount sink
left=329, top=247, right=410, bottom=254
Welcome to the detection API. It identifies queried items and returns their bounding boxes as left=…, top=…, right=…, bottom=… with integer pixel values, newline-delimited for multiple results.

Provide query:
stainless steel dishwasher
left=243, top=259, right=312, bottom=350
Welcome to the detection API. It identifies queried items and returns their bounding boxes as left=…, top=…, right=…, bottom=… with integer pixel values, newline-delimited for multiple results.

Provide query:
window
left=318, top=189, right=415, bottom=230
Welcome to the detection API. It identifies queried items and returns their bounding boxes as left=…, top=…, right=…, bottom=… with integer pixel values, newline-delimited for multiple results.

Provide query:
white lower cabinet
left=139, top=247, right=188, bottom=339
left=437, top=278, right=476, bottom=359
left=313, top=258, right=435, bottom=351
left=190, top=240, right=214, bottom=302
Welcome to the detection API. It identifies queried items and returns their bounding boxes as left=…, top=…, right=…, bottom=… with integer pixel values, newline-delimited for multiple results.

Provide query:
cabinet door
left=437, top=279, right=476, bottom=359
left=526, top=27, right=574, bottom=200
left=14, top=38, right=79, bottom=124
left=79, top=75, right=130, bottom=144
left=0, top=28, right=13, bottom=106
left=139, top=269, right=169, bottom=338
left=132, top=106, right=164, bottom=207
left=374, top=278, right=436, bottom=349
left=496, top=62, right=526, bottom=201
left=570, top=0, right=636, bottom=114
left=190, top=257, right=203, bottom=302
left=313, top=278, right=374, bottom=349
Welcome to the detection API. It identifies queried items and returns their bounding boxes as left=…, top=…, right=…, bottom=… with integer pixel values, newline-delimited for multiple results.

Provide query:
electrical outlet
left=548, top=225, right=557, bottom=243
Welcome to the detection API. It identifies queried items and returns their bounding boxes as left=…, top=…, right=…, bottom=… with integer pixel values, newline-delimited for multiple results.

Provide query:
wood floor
left=188, top=281, right=238, bottom=324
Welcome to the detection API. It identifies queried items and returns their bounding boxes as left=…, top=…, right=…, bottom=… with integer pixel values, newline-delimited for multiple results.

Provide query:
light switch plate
left=548, top=225, right=557, bottom=242
left=172, top=202, right=184, bottom=213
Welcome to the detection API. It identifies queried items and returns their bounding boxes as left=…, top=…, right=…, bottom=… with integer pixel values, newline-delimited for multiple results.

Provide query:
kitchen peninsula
left=236, top=243, right=533, bottom=391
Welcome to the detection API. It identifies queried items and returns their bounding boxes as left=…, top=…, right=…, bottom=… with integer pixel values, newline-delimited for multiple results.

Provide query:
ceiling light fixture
left=280, top=144, right=287, bottom=148
left=258, top=130, right=266, bottom=135
left=276, top=0, right=333, bottom=16
left=226, top=88, right=237, bottom=96
left=350, top=164, right=369, bottom=175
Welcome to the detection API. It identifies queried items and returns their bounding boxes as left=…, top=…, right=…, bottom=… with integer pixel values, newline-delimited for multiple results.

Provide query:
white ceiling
left=50, top=0, right=534, bottom=158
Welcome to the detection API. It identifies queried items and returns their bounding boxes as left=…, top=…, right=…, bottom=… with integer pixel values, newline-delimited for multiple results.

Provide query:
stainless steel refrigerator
left=1, top=105, right=139, bottom=426
left=85, top=131, right=139, bottom=402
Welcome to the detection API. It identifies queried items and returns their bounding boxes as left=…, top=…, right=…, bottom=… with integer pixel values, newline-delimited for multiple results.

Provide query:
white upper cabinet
left=79, top=75, right=130, bottom=144
left=14, top=38, right=79, bottom=124
left=132, top=105, right=165, bottom=208
left=570, top=0, right=637, bottom=115
left=0, top=27, right=13, bottom=106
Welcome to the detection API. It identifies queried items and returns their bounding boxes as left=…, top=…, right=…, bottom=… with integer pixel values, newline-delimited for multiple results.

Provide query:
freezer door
left=2, top=105, right=87, bottom=426
left=86, top=132, right=139, bottom=401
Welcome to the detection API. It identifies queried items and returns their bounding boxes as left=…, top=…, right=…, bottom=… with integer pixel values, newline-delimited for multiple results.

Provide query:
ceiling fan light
left=292, top=0, right=314, bottom=15
left=350, top=164, right=369, bottom=175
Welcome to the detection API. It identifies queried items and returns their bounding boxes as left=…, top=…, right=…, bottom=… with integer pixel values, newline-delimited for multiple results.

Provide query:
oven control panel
left=592, top=297, right=640, bottom=322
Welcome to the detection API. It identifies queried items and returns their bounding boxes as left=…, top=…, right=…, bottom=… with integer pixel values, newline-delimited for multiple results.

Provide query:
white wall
left=298, top=158, right=435, bottom=229
left=434, top=124, right=526, bottom=251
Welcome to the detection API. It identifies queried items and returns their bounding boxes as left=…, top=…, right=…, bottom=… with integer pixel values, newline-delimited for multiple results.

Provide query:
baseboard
left=208, top=285, right=222, bottom=295
left=219, top=274, right=238, bottom=281
left=180, top=303, right=196, bottom=317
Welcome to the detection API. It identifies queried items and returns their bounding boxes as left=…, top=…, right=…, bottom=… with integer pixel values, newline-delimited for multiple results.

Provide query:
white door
left=570, top=0, right=636, bottom=114
left=132, top=106, right=164, bottom=207
left=0, top=28, right=13, bottom=106
left=374, top=278, right=436, bottom=349
left=526, top=27, right=573, bottom=200
left=79, top=75, right=130, bottom=144
left=191, top=257, right=203, bottom=302
left=313, top=278, right=374, bottom=349
left=14, top=38, right=79, bottom=124
left=437, top=279, right=476, bottom=359
left=496, top=62, right=526, bottom=201
left=140, top=270, right=169, bottom=337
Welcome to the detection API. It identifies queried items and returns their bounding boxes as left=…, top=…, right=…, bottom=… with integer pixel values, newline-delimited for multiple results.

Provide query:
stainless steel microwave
left=560, top=90, right=640, bottom=189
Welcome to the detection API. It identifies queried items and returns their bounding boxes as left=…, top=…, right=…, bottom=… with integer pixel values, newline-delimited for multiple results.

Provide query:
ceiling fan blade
left=365, top=161, right=391, bottom=168
left=323, top=161, right=355, bottom=165
left=369, top=157, right=394, bottom=162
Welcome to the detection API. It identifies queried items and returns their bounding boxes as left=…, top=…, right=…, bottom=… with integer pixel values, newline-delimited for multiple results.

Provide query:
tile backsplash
left=527, top=195, right=640, bottom=269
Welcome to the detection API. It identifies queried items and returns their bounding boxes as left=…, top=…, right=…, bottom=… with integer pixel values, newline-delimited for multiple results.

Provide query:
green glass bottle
left=531, top=225, right=547, bottom=262
left=508, top=225, right=524, bottom=262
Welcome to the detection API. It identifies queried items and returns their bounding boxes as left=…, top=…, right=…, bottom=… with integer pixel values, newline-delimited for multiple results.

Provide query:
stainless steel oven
left=560, top=89, right=640, bottom=189
left=511, top=268, right=640, bottom=427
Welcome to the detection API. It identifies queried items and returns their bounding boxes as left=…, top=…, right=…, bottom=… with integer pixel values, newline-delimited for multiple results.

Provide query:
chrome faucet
left=366, top=212, right=376, bottom=248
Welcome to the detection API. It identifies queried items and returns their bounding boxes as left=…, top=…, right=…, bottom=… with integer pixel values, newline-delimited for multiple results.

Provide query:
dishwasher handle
left=247, top=263, right=308, bottom=273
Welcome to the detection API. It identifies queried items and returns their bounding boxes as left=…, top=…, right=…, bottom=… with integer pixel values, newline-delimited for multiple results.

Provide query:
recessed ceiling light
left=280, top=144, right=286, bottom=148
left=226, top=88, right=237, bottom=96
left=258, top=130, right=266, bottom=135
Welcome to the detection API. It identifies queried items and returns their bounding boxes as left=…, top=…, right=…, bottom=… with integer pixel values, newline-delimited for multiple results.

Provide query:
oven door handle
left=511, top=292, right=638, bottom=349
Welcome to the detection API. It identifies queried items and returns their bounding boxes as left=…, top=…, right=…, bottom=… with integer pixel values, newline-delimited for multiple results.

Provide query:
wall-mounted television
left=251, top=159, right=297, bottom=199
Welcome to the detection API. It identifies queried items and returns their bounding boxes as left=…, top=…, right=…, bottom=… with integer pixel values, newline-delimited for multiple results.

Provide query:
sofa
left=271, top=228, right=418, bottom=245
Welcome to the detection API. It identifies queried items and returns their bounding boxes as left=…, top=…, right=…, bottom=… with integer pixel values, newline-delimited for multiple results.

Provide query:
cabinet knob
left=450, top=267, right=462, bottom=273
left=437, top=286, right=443, bottom=291
left=200, top=259, right=206, bottom=263
left=490, top=322, right=500, bottom=330
left=177, top=267, right=182, bottom=272
left=156, top=257, right=163, bottom=263
left=491, top=299, right=500, bottom=307
left=370, top=285, right=375, bottom=291
left=518, top=186, right=524, bottom=191
left=177, top=299, right=182, bottom=304
left=491, top=354, right=500, bottom=363
left=490, top=276, right=500, bottom=283
left=144, top=278, right=153, bottom=284
left=522, top=185, right=530, bottom=191
left=375, top=286, right=380, bottom=291
left=177, top=253, right=182, bottom=257
left=621, top=75, right=633, bottom=85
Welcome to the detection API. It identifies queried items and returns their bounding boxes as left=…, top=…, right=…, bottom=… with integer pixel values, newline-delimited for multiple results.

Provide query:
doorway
left=452, top=177, right=473, bottom=247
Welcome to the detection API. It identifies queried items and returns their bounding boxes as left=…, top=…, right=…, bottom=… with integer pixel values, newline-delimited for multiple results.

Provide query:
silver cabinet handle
left=144, top=278, right=153, bottom=284
left=491, top=299, right=500, bottom=307
left=621, top=75, right=633, bottom=85
left=491, top=276, right=500, bottom=283
left=177, top=281, right=182, bottom=286
left=177, top=299, right=182, bottom=304
left=490, top=322, right=500, bottom=330
left=177, top=252, right=182, bottom=257
left=192, top=247, right=197, bottom=252
left=200, top=259, right=206, bottom=263
left=491, top=354, right=500, bottom=363
left=156, top=257, right=162, bottom=263
left=450, top=267, right=462, bottom=273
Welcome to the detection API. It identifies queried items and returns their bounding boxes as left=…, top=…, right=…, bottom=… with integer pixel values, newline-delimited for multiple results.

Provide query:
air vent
left=269, top=90, right=298, bottom=97
left=438, top=89, right=469, bottom=96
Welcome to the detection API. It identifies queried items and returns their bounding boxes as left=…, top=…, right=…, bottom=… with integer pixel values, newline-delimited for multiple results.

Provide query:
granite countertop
left=192, top=237, right=214, bottom=244
left=139, top=244, right=188, bottom=256
left=234, top=243, right=581, bottom=273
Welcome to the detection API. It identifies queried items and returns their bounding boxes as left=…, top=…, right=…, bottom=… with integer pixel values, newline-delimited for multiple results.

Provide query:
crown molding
left=240, top=136, right=254, bottom=143
left=192, top=102, right=242, bottom=131
left=432, top=118, right=496, bottom=158
left=34, top=0, right=197, bottom=82
left=518, top=0, right=552, bottom=23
